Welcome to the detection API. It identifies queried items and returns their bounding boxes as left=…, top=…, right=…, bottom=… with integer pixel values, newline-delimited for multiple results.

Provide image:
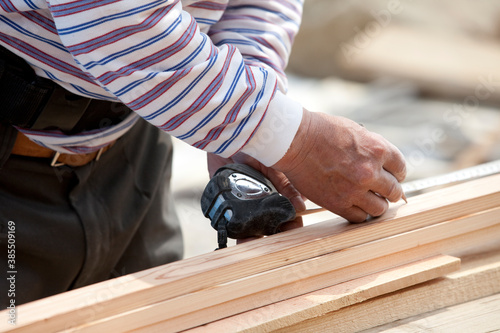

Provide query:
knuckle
left=338, top=185, right=361, bottom=204
left=371, top=201, right=388, bottom=217
left=368, top=134, right=389, bottom=156
left=278, top=178, right=298, bottom=197
left=355, top=164, right=377, bottom=186
left=372, top=143, right=387, bottom=158
left=275, top=176, right=290, bottom=190
left=268, top=171, right=298, bottom=198
left=326, top=194, right=352, bottom=214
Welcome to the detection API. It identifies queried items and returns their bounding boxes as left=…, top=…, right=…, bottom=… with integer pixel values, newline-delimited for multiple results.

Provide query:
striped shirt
left=0, top=0, right=304, bottom=166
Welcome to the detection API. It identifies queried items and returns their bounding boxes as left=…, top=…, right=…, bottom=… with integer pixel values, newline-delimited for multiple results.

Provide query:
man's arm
left=207, top=0, right=303, bottom=91
left=49, top=0, right=406, bottom=221
left=201, top=1, right=407, bottom=221
left=208, top=109, right=407, bottom=224
left=49, top=0, right=303, bottom=165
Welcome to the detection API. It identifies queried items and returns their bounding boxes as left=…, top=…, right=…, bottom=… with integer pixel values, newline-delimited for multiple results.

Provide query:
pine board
left=186, top=223, right=500, bottom=333
left=181, top=255, right=460, bottom=333
left=1, top=174, right=500, bottom=332
left=275, top=249, right=500, bottom=333
left=74, top=207, right=500, bottom=332
left=362, top=292, right=500, bottom=333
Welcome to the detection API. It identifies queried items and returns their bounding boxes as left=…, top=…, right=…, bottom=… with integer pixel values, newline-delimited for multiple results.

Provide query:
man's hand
left=273, top=109, right=407, bottom=223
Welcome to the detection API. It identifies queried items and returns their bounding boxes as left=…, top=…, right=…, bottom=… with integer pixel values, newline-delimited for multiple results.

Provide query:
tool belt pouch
left=0, top=46, right=130, bottom=133
left=0, top=47, right=56, bottom=128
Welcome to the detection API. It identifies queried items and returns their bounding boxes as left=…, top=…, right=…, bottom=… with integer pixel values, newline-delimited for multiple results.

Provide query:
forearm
left=208, top=0, right=303, bottom=91
left=49, top=0, right=303, bottom=163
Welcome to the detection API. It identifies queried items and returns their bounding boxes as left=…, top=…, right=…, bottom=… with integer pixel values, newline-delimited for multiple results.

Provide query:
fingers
left=265, top=168, right=306, bottom=212
left=206, top=153, right=234, bottom=177
left=232, top=153, right=306, bottom=212
left=383, top=142, right=407, bottom=182
left=381, top=143, right=406, bottom=203
left=236, top=236, right=262, bottom=245
left=237, top=217, right=303, bottom=245
left=278, top=216, right=303, bottom=232
left=368, top=139, right=406, bottom=202
left=336, top=205, right=369, bottom=223
left=372, top=169, right=405, bottom=203
left=360, top=191, right=389, bottom=217
left=336, top=190, right=389, bottom=223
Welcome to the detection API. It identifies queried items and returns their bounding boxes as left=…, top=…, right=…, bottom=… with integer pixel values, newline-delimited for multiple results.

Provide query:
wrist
left=272, top=108, right=314, bottom=174
left=240, top=91, right=303, bottom=166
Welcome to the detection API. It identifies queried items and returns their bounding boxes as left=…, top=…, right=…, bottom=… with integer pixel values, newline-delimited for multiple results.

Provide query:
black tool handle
left=201, top=164, right=296, bottom=248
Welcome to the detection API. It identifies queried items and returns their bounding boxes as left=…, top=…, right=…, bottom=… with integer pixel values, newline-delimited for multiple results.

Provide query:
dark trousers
left=0, top=118, right=183, bottom=307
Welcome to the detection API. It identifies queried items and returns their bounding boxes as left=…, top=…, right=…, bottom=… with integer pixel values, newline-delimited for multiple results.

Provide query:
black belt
left=0, top=45, right=131, bottom=134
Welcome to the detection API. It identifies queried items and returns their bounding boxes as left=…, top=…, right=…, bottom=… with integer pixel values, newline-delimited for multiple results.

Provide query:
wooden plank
left=338, top=25, right=500, bottom=103
left=182, top=255, right=460, bottom=333
left=361, top=292, right=500, bottom=333
left=73, top=207, right=500, bottom=333
left=1, top=174, right=500, bottom=333
left=181, top=223, right=500, bottom=333
left=275, top=248, right=500, bottom=333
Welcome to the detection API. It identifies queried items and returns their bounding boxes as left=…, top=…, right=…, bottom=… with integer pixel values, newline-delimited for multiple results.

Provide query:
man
left=0, top=1, right=406, bottom=306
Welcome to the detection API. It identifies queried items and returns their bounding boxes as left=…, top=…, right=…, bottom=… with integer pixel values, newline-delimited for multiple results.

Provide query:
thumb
left=266, top=169, right=306, bottom=213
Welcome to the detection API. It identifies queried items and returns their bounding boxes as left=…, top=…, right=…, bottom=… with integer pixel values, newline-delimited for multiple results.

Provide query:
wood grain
left=183, top=255, right=460, bottom=333
left=275, top=249, right=500, bottom=333
left=361, top=292, right=500, bottom=333
left=73, top=207, right=500, bottom=333
left=185, top=224, right=500, bottom=333
left=1, top=174, right=499, bottom=333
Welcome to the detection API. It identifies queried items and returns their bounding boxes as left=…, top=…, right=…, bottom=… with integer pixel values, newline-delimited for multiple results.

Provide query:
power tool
left=201, top=160, right=500, bottom=249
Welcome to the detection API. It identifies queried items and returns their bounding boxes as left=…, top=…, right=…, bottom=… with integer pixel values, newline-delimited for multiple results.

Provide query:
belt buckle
left=50, top=147, right=105, bottom=167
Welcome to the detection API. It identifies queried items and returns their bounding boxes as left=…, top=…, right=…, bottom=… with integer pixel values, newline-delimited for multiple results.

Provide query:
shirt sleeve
left=48, top=0, right=304, bottom=165
left=207, top=0, right=301, bottom=92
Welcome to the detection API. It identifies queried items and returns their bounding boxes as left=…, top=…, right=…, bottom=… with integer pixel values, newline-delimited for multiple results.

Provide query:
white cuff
left=240, top=91, right=303, bottom=166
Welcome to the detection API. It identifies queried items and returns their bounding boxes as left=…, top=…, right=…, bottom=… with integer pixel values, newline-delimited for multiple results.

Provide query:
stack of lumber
left=337, top=25, right=500, bottom=104
left=2, top=174, right=500, bottom=332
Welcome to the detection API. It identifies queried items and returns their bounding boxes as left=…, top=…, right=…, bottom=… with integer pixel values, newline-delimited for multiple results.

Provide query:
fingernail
left=402, top=193, right=408, bottom=203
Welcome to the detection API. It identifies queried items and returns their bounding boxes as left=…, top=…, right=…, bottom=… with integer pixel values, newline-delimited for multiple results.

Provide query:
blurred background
left=173, top=0, right=500, bottom=258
